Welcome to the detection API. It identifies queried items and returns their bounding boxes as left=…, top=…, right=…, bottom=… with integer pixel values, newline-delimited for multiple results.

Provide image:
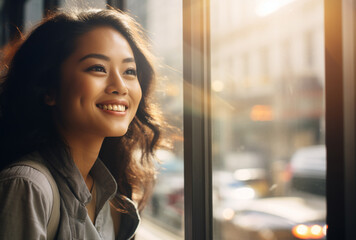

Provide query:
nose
left=105, top=71, right=128, bottom=95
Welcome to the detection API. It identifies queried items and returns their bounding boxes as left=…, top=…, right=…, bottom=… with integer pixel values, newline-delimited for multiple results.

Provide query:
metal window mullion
left=44, top=0, right=59, bottom=15
left=325, top=0, right=344, bottom=238
left=326, top=0, right=356, bottom=239
left=107, top=0, right=125, bottom=10
left=4, top=0, right=25, bottom=42
left=183, top=0, right=212, bottom=240
left=342, top=0, right=356, bottom=239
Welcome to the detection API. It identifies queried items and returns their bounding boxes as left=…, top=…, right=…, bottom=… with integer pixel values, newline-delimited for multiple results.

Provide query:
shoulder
left=0, top=161, right=53, bottom=205
left=0, top=163, right=53, bottom=239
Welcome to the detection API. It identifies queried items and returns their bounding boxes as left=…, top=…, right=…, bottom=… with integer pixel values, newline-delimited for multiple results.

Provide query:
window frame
left=106, top=0, right=125, bottom=10
left=182, top=0, right=212, bottom=239
left=325, top=0, right=356, bottom=239
left=0, top=0, right=26, bottom=46
left=44, top=0, right=59, bottom=14
left=342, top=0, right=356, bottom=237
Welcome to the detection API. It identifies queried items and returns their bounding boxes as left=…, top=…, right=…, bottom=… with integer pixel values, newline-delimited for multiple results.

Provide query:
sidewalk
left=135, top=218, right=183, bottom=240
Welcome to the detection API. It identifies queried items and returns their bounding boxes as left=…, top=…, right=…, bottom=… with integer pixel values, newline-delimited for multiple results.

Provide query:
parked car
left=145, top=150, right=184, bottom=233
left=214, top=145, right=326, bottom=240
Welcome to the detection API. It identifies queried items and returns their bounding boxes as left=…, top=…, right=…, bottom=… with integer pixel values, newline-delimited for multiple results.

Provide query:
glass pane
left=58, top=0, right=107, bottom=9
left=211, top=1, right=326, bottom=240
left=24, top=0, right=44, bottom=31
left=125, top=1, right=184, bottom=239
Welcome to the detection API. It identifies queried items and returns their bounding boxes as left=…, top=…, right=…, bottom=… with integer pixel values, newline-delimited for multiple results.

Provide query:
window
left=211, top=1, right=326, bottom=239
left=59, top=0, right=107, bottom=9
left=124, top=1, right=184, bottom=239
left=24, top=0, right=44, bottom=31
left=132, top=0, right=353, bottom=239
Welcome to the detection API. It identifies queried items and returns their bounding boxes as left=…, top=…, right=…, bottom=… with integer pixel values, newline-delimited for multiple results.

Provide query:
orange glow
left=310, top=225, right=324, bottom=238
left=250, top=105, right=274, bottom=121
left=292, top=225, right=309, bottom=239
left=292, top=224, right=327, bottom=239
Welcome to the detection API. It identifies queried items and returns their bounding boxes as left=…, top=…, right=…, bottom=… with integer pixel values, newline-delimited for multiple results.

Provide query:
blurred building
left=210, top=0, right=325, bottom=172
left=127, top=0, right=184, bottom=158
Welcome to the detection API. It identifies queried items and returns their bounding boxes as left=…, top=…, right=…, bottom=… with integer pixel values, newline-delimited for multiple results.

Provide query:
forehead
left=71, top=26, right=134, bottom=59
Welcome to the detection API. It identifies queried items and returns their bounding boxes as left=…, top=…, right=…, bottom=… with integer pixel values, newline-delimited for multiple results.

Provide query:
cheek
left=60, top=75, right=101, bottom=104
left=130, top=81, right=142, bottom=106
left=130, top=84, right=142, bottom=120
left=135, top=86, right=143, bottom=110
left=137, top=86, right=143, bottom=103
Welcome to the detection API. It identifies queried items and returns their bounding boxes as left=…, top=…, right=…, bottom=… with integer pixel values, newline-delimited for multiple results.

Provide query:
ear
left=44, top=93, right=56, bottom=106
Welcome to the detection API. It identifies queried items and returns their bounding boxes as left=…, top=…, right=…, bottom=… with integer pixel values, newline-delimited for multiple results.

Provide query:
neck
left=64, top=134, right=104, bottom=189
left=53, top=114, right=105, bottom=190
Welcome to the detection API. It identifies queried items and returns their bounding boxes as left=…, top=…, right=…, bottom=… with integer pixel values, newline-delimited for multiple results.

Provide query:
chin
left=107, top=128, right=129, bottom=137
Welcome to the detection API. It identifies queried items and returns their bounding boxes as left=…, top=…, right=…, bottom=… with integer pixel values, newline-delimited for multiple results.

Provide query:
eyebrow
left=79, top=54, right=135, bottom=63
left=122, top=57, right=135, bottom=63
left=79, top=53, right=110, bottom=62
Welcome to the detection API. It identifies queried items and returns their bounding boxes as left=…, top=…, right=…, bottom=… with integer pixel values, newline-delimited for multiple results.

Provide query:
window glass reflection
left=24, top=0, right=43, bottom=31
left=58, top=0, right=106, bottom=10
left=125, top=1, right=184, bottom=239
left=211, top=1, right=326, bottom=239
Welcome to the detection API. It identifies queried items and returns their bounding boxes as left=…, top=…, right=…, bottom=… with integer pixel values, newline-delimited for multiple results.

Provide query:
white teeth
left=98, top=104, right=126, bottom=112
left=118, top=105, right=125, bottom=111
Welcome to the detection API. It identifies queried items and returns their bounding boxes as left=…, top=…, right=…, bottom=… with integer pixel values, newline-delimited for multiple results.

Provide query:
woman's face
left=50, top=26, right=142, bottom=140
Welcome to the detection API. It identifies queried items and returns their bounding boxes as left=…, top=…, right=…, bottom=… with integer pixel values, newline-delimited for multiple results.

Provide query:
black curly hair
left=0, top=8, right=163, bottom=210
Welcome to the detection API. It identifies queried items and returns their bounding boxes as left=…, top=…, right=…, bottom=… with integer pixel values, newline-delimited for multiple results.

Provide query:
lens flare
left=292, top=224, right=327, bottom=239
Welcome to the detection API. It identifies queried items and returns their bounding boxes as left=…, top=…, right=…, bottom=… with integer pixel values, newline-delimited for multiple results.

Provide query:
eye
left=86, top=65, right=107, bottom=73
left=124, top=68, right=137, bottom=76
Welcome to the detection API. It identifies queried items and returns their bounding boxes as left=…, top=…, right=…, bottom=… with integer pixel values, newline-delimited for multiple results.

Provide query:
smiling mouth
left=97, top=104, right=127, bottom=112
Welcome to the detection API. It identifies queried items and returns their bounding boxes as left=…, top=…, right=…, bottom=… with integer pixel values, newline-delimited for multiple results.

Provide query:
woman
left=0, top=8, right=162, bottom=239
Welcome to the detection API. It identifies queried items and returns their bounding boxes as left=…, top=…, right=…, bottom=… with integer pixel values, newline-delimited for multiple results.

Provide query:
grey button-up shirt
left=0, top=152, right=140, bottom=240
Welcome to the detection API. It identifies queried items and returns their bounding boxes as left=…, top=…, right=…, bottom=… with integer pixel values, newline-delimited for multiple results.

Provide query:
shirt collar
left=90, top=159, right=117, bottom=212
left=44, top=150, right=117, bottom=206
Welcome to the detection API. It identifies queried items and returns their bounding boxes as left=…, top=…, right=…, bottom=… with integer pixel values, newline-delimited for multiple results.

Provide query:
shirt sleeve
left=0, top=166, right=53, bottom=240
